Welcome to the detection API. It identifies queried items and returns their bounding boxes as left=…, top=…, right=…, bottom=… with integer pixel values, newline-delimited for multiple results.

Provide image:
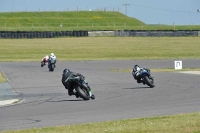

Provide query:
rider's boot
left=137, top=79, right=142, bottom=83
left=68, top=91, right=75, bottom=96
left=75, top=92, right=79, bottom=98
left=90, top=94, right=95, bottom=99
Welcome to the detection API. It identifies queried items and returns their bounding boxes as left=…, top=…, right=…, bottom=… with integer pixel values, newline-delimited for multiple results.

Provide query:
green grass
left=110, top=68, right=200, bottom=72
left=0, top=11, right=200, bottom=31
left=1, top=112, right=200, bottom=133
left=0, top=11, right=144, bottom=31
left=0, top=71, right=7, bottom=82
left=0, top=37, right=200, bottom=62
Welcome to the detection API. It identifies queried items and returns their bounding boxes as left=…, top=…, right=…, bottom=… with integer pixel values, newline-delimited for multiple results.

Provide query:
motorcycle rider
left=62, top=68, right=95, bottom=99
left=48, top=53, right=56, bottom=68
left=132, top=65, right=150, bottom=84
left=42, top=55, right=49, bottom=64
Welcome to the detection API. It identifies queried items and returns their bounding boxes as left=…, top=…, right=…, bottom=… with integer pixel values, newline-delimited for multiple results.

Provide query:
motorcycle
left=65, top=75, right=95, bottom=100
left=139, top=69, right=155, bottom=88
left=49, top=58, right=56, bottom=72
left=41, top=57, right=48, bottom=67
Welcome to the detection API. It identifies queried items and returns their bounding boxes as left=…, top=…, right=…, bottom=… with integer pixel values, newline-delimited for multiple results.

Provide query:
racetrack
left=0, top=59, right=200, bottom=131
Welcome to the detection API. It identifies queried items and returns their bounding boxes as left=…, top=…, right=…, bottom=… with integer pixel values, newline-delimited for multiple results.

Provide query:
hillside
left=0, top=11, right=145, bottom=31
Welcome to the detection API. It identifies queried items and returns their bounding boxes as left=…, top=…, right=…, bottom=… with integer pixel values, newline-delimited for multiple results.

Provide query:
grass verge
left=0, top=71, right=7, bottom=82
left=110, top=68, right=200, bottom=72
left=1, top=37, right=200, bottom=62
left=1, top=112, right=200, bottom=133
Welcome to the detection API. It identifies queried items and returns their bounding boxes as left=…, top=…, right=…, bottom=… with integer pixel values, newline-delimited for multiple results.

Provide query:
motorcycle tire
left=49, top=64, right=54, bottom=72
left=41, top=62, right=44, bottom=67
left=75, top=86, right=90, bottom=100
left=144, top=76, right=155, bottom=88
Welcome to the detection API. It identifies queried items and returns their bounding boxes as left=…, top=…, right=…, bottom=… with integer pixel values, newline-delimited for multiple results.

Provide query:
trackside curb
left=0, top=99, right=19, bottom=107
left=0, top=82, right=21, bottom=107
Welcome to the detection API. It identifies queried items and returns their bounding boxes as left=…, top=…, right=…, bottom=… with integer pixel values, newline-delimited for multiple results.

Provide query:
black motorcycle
left=64, top=75, right=95, bottom=100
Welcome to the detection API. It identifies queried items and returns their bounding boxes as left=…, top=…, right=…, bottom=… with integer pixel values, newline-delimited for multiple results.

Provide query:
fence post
left=173, top=22, right=175, bottom=30
left=60, top=23, right=63, bottom=31
left=92, top=23, right=93, bottom=28
left=32, top=23, right=33, bottom=31
left=77, top=23, right=78, bottom=28
left=124, top=23, right=126, bottom=28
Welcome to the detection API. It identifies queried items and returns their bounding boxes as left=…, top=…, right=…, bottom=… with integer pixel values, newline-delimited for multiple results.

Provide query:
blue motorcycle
left=140, top=69, right=155, bottom=88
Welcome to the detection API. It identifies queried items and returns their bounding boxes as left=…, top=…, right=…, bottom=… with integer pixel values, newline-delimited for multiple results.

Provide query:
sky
left=0, top=0, right=200, bottom=25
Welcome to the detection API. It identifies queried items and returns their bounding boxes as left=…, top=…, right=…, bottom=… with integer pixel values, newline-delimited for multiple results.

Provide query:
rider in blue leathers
left=132, top=65, right=150, bottom=84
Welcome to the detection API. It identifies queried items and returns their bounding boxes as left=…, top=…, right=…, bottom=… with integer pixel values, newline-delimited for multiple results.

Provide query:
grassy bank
left=2, top=112, right=200, bottom=133
left=0, top=37, right=200, bottom=62
left=0, top=11, right=200, bottom=31
left=0, top=11, right=144, bottom=31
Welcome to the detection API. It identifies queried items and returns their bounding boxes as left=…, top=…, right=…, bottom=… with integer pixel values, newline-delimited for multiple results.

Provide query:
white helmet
left=134, top=65, right=140, bottom=72
left=50, top=53, right=54, bottom=56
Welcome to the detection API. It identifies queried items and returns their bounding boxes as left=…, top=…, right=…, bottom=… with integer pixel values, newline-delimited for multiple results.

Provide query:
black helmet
left=63, top=69, right=71, bottom=73
left=133, top=65, right=140, bottom=72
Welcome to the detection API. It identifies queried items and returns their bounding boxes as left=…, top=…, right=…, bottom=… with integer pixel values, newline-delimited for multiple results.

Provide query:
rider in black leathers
left=62, top=68, right=95, bottom=99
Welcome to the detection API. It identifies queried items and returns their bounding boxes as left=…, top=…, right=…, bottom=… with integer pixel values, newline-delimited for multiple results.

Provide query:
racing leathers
left=132, top=66, right=150, bottom=84
left=62, top=70, right=95, bottom=99
left=48, top=55, right=56, bottom=68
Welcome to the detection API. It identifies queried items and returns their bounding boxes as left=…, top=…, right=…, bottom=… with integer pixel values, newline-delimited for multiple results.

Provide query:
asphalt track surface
left=0, top=59, right=200, bottom=131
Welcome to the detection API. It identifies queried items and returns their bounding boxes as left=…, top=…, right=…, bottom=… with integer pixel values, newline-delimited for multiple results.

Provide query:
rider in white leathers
left=48, top=53, right=57, bottom=68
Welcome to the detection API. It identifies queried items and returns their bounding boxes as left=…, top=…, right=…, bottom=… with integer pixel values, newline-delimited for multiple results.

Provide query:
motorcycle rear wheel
left=75, top=86, right=90, bottom=100
left=144, top=76, right=155, bottom=88
left=41, top=62, right=45, bottom=67
left=49, top=64, right=54, bottom=72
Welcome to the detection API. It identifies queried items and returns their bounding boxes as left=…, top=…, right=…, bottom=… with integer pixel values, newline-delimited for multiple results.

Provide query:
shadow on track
left=47, top=99, right=84, bottom=102
left=122, top=86, right=150, bottom=90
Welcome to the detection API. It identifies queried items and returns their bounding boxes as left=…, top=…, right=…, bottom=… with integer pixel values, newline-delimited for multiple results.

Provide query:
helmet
left=133, top=65, right=140, bottom=72
left=63, top=69, right=71, bottom=73
left=50, top=53, right=54, bottom=56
